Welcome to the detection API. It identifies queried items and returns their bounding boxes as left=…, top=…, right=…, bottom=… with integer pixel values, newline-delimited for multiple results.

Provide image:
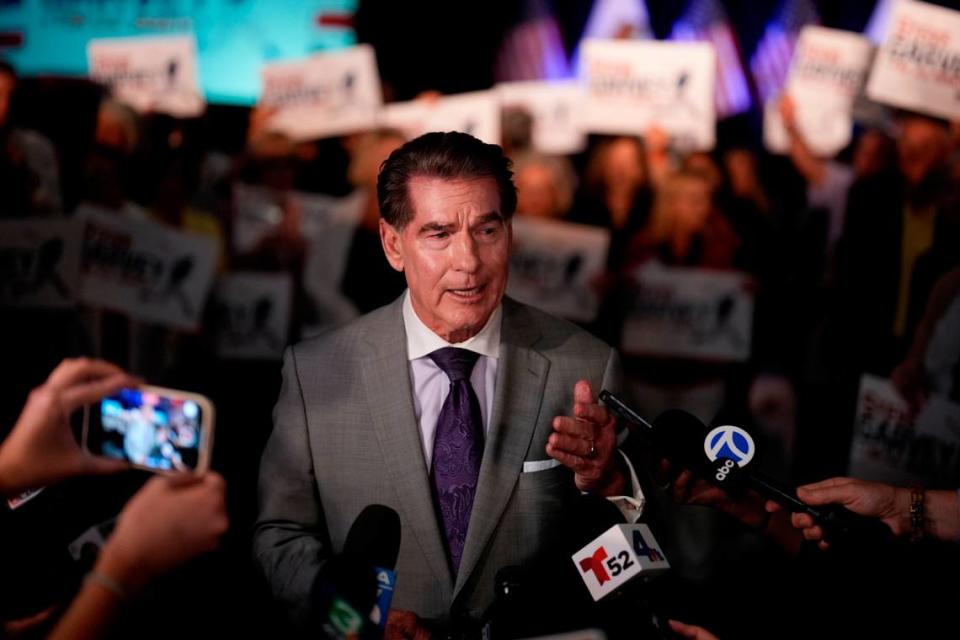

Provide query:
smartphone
left=83, top=385, right=215, bottom=474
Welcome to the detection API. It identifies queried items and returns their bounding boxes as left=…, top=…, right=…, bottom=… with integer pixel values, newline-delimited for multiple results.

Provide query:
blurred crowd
left=2, top=50, right=960, bottom=637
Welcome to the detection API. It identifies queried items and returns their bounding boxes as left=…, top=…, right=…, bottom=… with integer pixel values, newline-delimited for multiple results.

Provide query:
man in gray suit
left=254, top=132, right=642, bottom=636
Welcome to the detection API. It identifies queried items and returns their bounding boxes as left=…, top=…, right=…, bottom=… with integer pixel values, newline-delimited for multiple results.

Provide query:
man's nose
left=451, top=231, right=481, bottom=272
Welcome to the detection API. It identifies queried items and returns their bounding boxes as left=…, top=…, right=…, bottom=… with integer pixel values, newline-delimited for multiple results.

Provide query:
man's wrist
left=94, top=544, right=148, bottom=597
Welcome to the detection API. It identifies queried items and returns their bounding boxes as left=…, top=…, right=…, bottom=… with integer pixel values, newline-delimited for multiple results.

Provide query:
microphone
left=567, top=495, right=670, bottom=602
left=600, top=390, right=893, bottom=546
left=310, top=504, right=402, bottom=640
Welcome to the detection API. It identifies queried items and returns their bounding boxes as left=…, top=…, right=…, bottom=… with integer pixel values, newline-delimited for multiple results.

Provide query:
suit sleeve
left=253, top=346, right=328, bottom=627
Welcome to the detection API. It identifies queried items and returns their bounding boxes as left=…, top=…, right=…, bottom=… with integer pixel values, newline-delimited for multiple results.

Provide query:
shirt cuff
left=605, top=450, right=646, bottom=523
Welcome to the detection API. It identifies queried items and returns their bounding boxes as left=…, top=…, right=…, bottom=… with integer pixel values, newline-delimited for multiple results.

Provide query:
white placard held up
left=497, top=80, right=587, bottom=155
left=581, top=40, right=716, bottom=151
left=260, top=45, right=383, bottom=141
left=848, top=374, right=960, bottom=488
left=77, top=207, right=219, bottom=330
left=88, top=34, right=204, bottom=118
left=0, top=220, right=82, bottom=309
left=765, top=26, right=874, bottom=156
left=866, top=0, right=960, bottom=121
left=213, top=272, right=293, bottom=360
left=621, top=263, right=754, bottom=361
left=379, top=91, right=501, bottom=145
left=506, top=217, right=610, bottom=323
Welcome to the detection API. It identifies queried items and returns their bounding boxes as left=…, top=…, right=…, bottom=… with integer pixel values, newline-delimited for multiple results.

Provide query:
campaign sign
left=379, top=91, right=501, bottom=145
left=0, top=219, right=82, bottom=309
left=848, top=374, right=960, bottom=488
left=866, top=0, right=960, bottom=120
left=572, top=523, right=669, bottom=602
left=77, top=207, right=219, bottom=330
left=88, top=34, right=204, bottom=117
left=581, top=39, right=716, bottom=150
left=621, top=264, right=754, bottom=361
left=213, top=272, right=292, bottom=360
left=765, top=26, right=874, bottom=156
left=260, top=44, right=383, bottom=141
left=497, top=80, right=587, bottom=155
left=506, top=217, right=610, bottom=323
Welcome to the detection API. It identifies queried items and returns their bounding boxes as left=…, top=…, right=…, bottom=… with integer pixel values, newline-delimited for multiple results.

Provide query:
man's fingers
left=548, top=432, right=594, bottom=458
left=573, top=380, right=595, bottom=406
left=797, top=481, right=856, bottom=507
left=46, top=358, right=126, bottom=391
left=552, top=416, right=594, bottom=439
left=791, top=512, right=816, bottom=529
left=59, top=373, right=141, bottom=414
left=546, top=443, right=589, bottom=473
left=573, top=401, right=610, bottom=426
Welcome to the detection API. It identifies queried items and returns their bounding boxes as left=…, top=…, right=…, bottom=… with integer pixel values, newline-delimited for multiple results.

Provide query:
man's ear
left=379, top=219, right=404, bottom=272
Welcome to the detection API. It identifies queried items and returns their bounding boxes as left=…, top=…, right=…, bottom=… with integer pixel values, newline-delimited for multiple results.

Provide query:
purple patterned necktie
left=429, top=347, right=484, bottom=573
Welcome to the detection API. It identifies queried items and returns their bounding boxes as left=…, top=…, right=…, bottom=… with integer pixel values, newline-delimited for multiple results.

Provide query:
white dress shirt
left=402, top=291, right=645, bottom=520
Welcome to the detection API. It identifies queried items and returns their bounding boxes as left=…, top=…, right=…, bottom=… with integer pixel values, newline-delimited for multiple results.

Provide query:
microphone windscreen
left=343, top=504, right=402, bottom=570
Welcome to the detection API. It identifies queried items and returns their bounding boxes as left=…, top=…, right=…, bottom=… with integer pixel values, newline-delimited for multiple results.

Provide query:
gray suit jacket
left=253, top=295, right=622, bottom=625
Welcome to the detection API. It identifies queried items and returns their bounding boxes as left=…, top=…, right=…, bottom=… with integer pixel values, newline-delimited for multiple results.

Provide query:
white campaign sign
left=621, top=264, right=754, bottom=361
left=866, top=0, right=960, bottom=120
left=0, top=220, right=82, bottom=309
left=260, top=45, right=383, bottom=141
left=506, top=217, right=610, bottom=323
left=77, top=207, right=219, bottom=330
left=88, top=34, right=204, bottom=117
left=765, top=26, right=874, bottom=156
left=379, top=91, right=501, bottom=145
left=497, top=80, right=587, bottom=155
left=582, top=39, right=716, bottom=150
left=848, top=374, right=960, bottom=488
left=214, top=272, right=293, bottom=360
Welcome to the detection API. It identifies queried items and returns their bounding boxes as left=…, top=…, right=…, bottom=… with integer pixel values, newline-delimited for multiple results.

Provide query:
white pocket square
left=522, top=459, right=561, bottom=473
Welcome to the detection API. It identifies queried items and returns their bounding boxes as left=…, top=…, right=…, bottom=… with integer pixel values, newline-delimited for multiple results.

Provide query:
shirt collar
left=402, top=290, right=501, bottom=361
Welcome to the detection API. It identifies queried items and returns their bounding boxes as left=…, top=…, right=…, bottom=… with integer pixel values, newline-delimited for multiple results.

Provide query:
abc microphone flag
left=571, top=524, right=669, bottom=602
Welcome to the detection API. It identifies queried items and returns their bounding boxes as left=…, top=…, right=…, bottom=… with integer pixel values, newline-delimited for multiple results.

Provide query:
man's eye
left=430, top=231, right=449, bottom=240
left=478, top=225, right=499, bottom=236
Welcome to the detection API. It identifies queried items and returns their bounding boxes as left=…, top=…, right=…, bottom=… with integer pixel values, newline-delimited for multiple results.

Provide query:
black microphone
left=600, top=390, right=893, bottom=546
left=310, top=504, right=402, bottom=640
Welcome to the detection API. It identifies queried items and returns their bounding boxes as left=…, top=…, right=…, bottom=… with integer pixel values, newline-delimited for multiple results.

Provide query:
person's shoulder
left=504, top=298, right=613, bottom=359
left=290, top=298, right=402, bottom=361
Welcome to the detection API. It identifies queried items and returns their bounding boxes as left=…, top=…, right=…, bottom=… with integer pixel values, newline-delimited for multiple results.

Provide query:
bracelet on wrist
left=85, top=570, right=130, bottom=602
left=909, top=485, right=925, bottom=543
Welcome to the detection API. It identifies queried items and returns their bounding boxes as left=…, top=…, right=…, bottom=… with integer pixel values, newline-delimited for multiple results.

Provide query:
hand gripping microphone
left=599, top=390, right=893, bottom=547
left=311, top=504, right=401, bottom=640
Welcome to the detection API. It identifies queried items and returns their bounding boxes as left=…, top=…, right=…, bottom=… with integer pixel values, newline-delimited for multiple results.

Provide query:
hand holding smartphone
left=83, top=385, right=215, bottom=474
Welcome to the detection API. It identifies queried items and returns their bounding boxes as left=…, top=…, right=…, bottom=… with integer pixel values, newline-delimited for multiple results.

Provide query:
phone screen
left=88, top=388, right=205, bottom=472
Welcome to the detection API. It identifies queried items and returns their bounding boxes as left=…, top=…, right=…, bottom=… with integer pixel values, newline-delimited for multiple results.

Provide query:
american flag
left=670, top=0, right=752, bottom=119
left=494, top=0, right=570, bottom=82
left=749, top=0, right=821, bottom=104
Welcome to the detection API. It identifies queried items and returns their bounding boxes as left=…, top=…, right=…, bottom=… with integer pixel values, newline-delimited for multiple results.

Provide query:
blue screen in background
left=0, top=0, right=358, bottom=105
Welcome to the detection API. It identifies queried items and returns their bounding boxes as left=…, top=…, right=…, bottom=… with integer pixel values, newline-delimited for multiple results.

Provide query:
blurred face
left=670, top=177, right=712, bottom=232
left=853, top=130, right=888, bottom=178
left=602, top=138, right=645, bottom=189
left=380, top=176, right=511, bottom=343
left=683, top=152, right=723, bottom=191
left=898, top=118, right=950, bottom=187
left=516, top=164, right=559, bottom=218
left=0, top=71, right=14, bottom=128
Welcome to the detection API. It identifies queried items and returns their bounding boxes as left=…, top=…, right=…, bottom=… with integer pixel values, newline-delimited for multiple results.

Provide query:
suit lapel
left=453, top=299, right=549, bottom=598
left=360, top=298, right=454, bottom=595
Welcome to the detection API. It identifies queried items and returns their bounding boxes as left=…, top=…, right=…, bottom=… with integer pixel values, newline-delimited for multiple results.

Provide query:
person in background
left=512, top=151, right=576, bottom=220
left=0, top=60, right=62, bottom=216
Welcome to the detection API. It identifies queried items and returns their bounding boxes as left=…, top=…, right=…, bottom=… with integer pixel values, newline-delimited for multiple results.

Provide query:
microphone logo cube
left=571, top=524, right=669, bottom=601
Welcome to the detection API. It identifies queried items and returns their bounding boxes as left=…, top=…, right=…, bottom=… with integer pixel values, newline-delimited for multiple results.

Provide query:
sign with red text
left=379, top=91, right=501, bottom=145
left=765, top=26, right=874, bottom=156
left=260, top=45, right=383, bottom=141
left=77, top=207, right=219, bottom=330
left=582, top=40, right=715, bottom=150
left=849, top=374, right=960, bottom=488
left=622, top=264, right=754, bottom=361
left=0, top=220, right=82, bottom=309
left=866, top=0, right=960, bottom=120
left=507, top=217, right=609, bottom=323
left=497, top=80, right=587, bottom=155
left=88, top=34, right=204, bottom=117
